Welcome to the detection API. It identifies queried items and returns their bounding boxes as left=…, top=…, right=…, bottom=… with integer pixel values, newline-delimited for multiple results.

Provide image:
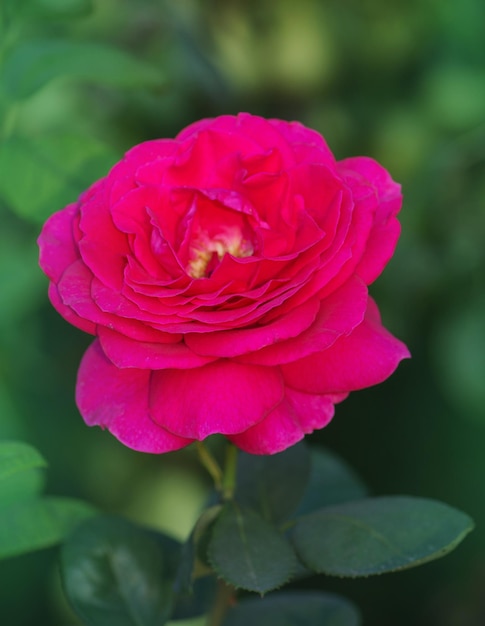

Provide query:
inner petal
left=182, top=194, right=256, bottom=279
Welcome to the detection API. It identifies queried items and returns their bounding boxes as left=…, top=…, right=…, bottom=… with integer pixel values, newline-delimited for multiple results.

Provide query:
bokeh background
left=1, top=0, right=484, bottom=624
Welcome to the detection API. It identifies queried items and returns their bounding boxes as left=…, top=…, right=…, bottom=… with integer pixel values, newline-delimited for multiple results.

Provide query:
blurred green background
left=0, top=0, right=484, bottom=624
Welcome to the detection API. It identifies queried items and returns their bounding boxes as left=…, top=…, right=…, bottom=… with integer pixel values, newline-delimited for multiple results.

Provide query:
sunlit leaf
left=1, top=39, right=163, bottom=100
left=23, top=0, right=93, bottom=19
left=0, top=134, right=118, bottom=223
left=0, top=441, right=46, bottom=483
left=0, top=497, right=95, bottom=560
left=0, top=441, right=46, bottom=506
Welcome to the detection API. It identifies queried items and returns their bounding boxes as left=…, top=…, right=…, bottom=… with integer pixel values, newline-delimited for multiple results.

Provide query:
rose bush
left=38, top=113, right=409, bottom=454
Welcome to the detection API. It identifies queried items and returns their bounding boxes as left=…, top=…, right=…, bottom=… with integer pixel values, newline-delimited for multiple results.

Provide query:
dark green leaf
left=295, top=446, right=368, bottom=516
left=1, top=39, right=163, bottom=100
left=236, top=441, right=311, bottom=523
left=0, top=497, right=95, bottom=559
left=0, top=134, right=119, bottom=223
left=292, top=496, right=474, bottom=577
left=61, top=515, right=181, bottom=626
left=208, top=503, right=299, bottom=593
left=222, top=591, right=361, bottom=626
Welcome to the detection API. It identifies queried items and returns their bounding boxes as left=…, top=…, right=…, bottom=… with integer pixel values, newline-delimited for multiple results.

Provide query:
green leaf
left=295, top=446, right=368, bottom=516
left=0, top=496, right=95, bottom=559
left=222, top=591, right=361, bottom=626
left=207, top=502, right=299, bottom=594
left=1, top=39, right=163, bottom=100
left=0, top=441, right=46, bottom=483
left=23, top=0, right=93, bottom=19
left=0, top=227, right=46, bottom=326
left=236, top=441, right=311, bottom=524
left=292, top=496, right=474, bottom=577
left=0, top=134, right=119, bottom=223
left=0, top=441, right=46, bottom=505
left=61, top=515, right=182, bottom=626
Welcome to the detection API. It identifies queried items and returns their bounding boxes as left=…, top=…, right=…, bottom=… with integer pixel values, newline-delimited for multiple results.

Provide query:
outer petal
left=150, top=361, right=285, bottom=439
left=76, top=341, right=192, bottom=453
left=235, top=277, right=368, bottom=366
left=338, top=157, right=402, bottom=285
left=38, top=203, right=79, bottom=283
left=229, top=389, right=346, bottom=455
left=48, top=283, right=96, bottom=335
left=281, top=298, right=410, bottom=394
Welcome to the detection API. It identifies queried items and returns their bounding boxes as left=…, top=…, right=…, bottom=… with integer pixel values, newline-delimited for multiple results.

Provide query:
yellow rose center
left=187, top=227, right=254, bottom=279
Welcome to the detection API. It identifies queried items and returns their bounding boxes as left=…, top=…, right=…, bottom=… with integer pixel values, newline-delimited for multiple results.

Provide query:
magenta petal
left=150, top=361, right=285, bottom=439
left=38, top=203, right=79, bottom=283
left=48, top=283, right=96, bottom=335
left=236, top=277, right=368, bottom=366
left=98, top=327, right=217, bottom=370
left=185, top=297, right=320, bottom=358
left=228, top=388, right=339, bottom=455
left=282, top=298, right=410, bottom=394
left=76, top=341, right=193, bottom=453
left=338, top=157, right=402, bottom=285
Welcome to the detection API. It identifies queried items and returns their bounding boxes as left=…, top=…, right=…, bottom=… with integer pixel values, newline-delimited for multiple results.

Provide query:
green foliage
left=0, top=441, right=94, bottom=559
left=292, top=496, right=474, bottom=577
left=0, top=440, right=46, bottom=505
left=222, top=591, right=361, bottom=626
left=0, top=496, right=94, bottom=559
left=0, top=440, right=46, bottom=482
left=1, top=39, right=163, bottom=101
left=207, top=502, right=300, bottom=593
left=295, top=446, right=368, bottom=515
left=0, top=134, right=118, bottom=223
left=236, top=441, right=311, bottom=523
left=0, top=0, right=482, bottom=622
left=22, top=0, right=94, bottom=20
left=61, top=515, right=181, bottom=626
left=434, top=295, right=485, bottom=423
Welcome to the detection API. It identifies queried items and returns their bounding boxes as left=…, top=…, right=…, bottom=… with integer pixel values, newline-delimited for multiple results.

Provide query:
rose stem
left=206, top=579, right=235, bottom=626
left=196, top=441, right=223, bottom=492
left=222, top=443, right=238, bottom=501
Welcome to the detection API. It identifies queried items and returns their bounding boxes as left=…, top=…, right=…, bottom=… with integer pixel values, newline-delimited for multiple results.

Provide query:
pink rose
left=38, top=113, right=409, bottom=455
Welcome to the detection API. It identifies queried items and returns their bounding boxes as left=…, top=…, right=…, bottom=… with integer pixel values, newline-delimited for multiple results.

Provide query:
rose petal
left=338, top=157, right=402, bottom=285
left=282, top=298, right=410, bottom=393
left=150, top=361, right=285, bottom=439
left=48, top=283, right=96, bottom=335
left=38, top=203, right=80, bottom=283
left=76, top=341, right=192, bottom=453
left=78, top=184, right=129, bottom=291
left=185, top=297, right=321, bottom=358
left=236, top=276, right=368, bottom=366
left=228, top=388, right=344, bottom=455
left=98, top=327, right=216, bottom=369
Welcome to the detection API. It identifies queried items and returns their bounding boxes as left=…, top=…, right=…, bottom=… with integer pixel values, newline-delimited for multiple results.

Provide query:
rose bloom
left=38, top=113, right=409, bottom=455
